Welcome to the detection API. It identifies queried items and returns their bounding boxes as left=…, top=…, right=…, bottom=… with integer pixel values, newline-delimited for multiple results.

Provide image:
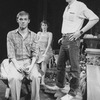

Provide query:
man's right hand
left=16, top=67, right=23, bottom=73
left=11, top=58, right=23, bottom=73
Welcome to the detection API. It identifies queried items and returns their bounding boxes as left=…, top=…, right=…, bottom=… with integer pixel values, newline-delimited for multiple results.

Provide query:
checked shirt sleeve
left=7, top=32, right=15, bottom=59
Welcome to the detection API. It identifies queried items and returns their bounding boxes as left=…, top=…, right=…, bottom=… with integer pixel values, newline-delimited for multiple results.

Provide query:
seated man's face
left=17, top=15, right=30, bottom=29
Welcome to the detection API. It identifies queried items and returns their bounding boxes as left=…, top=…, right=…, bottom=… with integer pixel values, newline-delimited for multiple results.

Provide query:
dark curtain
left=0, top=0, right=99, bottom=62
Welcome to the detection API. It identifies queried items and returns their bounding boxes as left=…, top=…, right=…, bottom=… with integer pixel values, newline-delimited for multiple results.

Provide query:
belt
left=62, top=33, right=73, bottom=37
left=17, top=58, right=31, bottom=61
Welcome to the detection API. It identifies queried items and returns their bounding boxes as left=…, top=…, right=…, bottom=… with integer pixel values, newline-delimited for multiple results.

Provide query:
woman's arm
left=44, top=32, right=53, bottom=55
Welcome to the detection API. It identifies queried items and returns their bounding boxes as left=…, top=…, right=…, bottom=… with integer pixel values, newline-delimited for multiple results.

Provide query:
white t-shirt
left=61, top=0, right=99, bottom=34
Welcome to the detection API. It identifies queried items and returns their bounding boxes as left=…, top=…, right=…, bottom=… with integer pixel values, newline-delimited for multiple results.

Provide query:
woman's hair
left=40, top=20, right=50, bottom=31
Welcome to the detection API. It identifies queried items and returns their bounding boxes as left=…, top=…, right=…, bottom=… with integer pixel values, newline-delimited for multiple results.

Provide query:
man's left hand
left=69, top=30, right=81, bottom=41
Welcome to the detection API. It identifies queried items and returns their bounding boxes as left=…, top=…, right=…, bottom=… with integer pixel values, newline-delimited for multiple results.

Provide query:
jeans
left=56, top=35, right=80, bottom=92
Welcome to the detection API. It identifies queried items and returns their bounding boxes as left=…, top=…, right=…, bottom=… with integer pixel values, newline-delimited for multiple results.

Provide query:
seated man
left=0, top=11, right=41, bottom=100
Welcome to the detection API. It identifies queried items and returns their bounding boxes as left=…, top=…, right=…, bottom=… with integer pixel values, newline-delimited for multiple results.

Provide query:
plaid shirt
left=7, top=29, right=37, bottom=60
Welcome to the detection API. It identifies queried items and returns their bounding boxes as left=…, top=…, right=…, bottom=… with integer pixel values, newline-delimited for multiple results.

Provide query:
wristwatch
left=80, top=30, right=84, bottom=35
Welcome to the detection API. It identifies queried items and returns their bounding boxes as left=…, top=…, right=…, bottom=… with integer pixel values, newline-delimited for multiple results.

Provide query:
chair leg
left=1, top=79, right=10, bottom=99
left=5, top=87, right=10, bottom=99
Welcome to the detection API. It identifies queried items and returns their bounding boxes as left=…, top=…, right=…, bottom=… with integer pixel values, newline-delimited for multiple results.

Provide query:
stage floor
left=0, top=80, right=55, bottom=100
left=0, top=79, right=84, bottom=100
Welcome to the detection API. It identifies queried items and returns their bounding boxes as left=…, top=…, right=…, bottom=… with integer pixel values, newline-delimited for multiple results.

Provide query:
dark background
left=0, top=0, right=99, bottom=62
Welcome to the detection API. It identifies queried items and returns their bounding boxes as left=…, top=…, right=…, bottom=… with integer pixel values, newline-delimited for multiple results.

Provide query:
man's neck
left=68, top=0, right=75, bottom=5
left=18, top=27, right=29, bottom=39
left=18, top=27, right=28, bottom=35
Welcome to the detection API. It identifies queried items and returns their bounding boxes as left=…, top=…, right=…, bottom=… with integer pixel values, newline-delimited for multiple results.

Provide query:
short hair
left=16, top=11, right=30, bottom=20
left=40, top=20, right=50, bottom=31
left=40, top=20, right=49, bottom=27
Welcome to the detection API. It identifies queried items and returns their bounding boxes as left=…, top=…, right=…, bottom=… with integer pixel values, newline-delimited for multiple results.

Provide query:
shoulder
left=37, top=31, right=41, bottom=35
left=30, top=30, right=37, bottom=38
left=74, top=1, right=88, bottom=13
left=7, top=29, right=17, bottom=38
left=30, top=30, right=36, bottom=35
left=76, top=1, right=86, bottom=6
left=48, top=32, right=53, bottom=36
left=76, top=1, right=87, bottom=9
left=48, top=32, right=53, bottom=38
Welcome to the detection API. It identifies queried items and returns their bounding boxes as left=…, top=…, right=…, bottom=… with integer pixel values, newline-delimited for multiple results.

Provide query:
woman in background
left=36, top=20, right=53, bottom=85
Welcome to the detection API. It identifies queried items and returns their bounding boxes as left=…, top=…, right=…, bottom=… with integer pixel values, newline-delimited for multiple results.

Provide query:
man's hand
left=24, top=65, right=32, bottom=74
left=11, top=58, right=23, bottom=73
left=69, top=30, right=82, bottom=41
left=58, top=38, right=63, bottom=44
left=16, top=66, right=23, bottom=73
left=23, top=57, right=37, bottom=74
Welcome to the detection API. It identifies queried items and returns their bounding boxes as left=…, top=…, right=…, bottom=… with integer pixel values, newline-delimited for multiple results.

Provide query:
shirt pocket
left=68, top=12, right=76, bottom=21
left=14, top=41, right=21, bottom=50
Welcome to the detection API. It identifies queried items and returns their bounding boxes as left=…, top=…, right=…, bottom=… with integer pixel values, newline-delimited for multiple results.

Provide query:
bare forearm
left=30, top=57, right=37, bottom=70
left=11, top=58, right=20, bottom=69
left=44, top=33, right=52, bottom=54
left=81, top=19, right=99, bottom=33
left=45, top=44, right=51, bottom=54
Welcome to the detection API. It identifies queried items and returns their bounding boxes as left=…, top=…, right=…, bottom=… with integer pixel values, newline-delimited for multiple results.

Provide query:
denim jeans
left=56, top=35, right=80, bottom=92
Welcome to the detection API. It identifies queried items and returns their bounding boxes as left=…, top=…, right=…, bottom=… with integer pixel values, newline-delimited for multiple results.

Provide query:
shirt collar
left=15, top=28, right=31, bottom=34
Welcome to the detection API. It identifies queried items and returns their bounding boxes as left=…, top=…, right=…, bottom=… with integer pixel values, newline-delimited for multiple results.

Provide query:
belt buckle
left=62, top=33, right=70, bottom=37
left=62, top=34, right=67, bottom=37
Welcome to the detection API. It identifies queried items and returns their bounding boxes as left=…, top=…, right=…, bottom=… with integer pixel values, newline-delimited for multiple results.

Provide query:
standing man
left=46, top=0, right=99, bottom=99
left=5, top=11, right=40, bottom=100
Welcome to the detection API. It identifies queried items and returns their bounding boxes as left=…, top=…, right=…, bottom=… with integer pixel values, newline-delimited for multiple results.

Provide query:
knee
left=31, top=74, right=41, bottom=83
left=10, top=77, right=21, bottom=82
left=1, top=59, right=9, bottom=67
left=31, top=75, right=39, bottom=80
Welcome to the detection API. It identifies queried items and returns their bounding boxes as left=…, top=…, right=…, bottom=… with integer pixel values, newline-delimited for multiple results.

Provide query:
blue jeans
left=56, top=35, right=80, bottom=91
